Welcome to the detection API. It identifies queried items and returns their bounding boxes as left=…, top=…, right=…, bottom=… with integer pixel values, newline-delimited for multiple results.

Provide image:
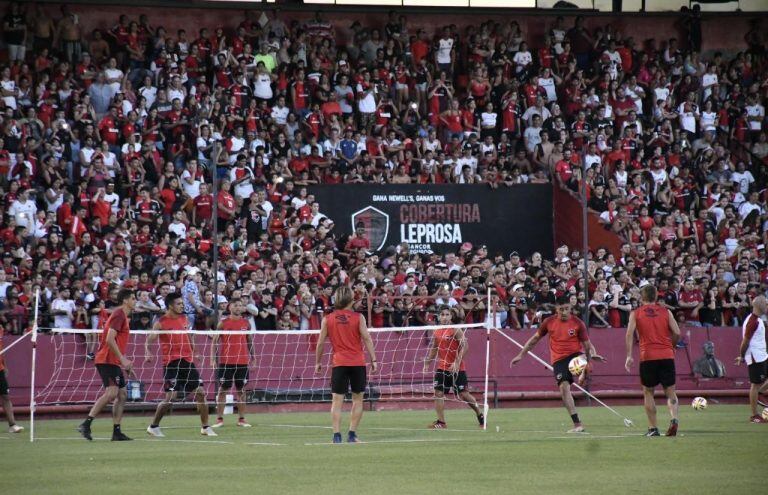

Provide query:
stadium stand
left=0, top=0, right=766, bottom=347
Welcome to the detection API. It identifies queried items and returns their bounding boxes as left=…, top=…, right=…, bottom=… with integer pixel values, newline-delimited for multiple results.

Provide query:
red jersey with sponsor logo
left=634, top=304, right=674, bottom=361
left=434, top=328, right=466, bottom=371
left=94, top=308, right=130, bottom=366
left=325, top=309, right=365, bottom=367
left=536, top=315, right=588, bottom=364
left=218, top=317, right=251, bottom=365
left=157, top=315, right=193, bottom=365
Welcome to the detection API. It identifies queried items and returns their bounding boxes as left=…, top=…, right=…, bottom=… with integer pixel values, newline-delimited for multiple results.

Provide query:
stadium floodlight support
left=495, top=328, right=635, bottom=428
left=30, top=289, right=40, bottom=442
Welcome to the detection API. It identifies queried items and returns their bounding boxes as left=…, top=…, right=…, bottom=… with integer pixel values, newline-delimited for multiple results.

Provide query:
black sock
left=150, top=423, right=159, bottom=428
left=84, top=416, right=94, bottom=426
left=348, top=430, right=356, bottom=436
left=202, top=425, right=209, bottom=429
left=113, top=424, right=121, bottom=433
left=671, top=418, right=679, bottom=424
left=571, top=413, right=580, bottom=425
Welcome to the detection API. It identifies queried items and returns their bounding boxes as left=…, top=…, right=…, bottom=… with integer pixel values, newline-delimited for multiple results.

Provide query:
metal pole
left=29, top=288, right=40, bottom=442
left=211, top=155, right=220, bottom=327
left=482, top=288, right=491, bottom=431
left=581, top=162, right=590, bottom=328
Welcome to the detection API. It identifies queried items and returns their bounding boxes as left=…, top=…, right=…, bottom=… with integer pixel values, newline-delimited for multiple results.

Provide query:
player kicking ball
left=735, top=296, right=768, bottom=423
left=210, top=299, right=253, bottom=428
left=625, top=284, right=681, bottom=437
left=510, top=296, right=604, bottom=433
left=144, top=293, right=216, bottom=437
left=423, top=306, right=484, bottom=429
left=78, top=289, right=136, bottom=441
left=315, top=286, right=378, bottom=444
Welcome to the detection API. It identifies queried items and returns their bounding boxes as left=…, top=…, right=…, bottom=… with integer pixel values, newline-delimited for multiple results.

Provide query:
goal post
left=32, top=321, right=492, bottom=423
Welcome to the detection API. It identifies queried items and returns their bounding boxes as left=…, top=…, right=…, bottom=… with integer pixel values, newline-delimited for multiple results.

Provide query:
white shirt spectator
left=731, top=170, right=755, bottom=195
left=9, top=197, right=37, bottom=231
left=168, top=220, right=187, bottom=239
left=746, top=103, right=765, bottom=131
left=436, top=38, right=454, bottom=65
left=180, top=169, right=201, bottom=198
left=271, top=104, right=290, bottom=125
left=51, top=297, right=76, bottom=329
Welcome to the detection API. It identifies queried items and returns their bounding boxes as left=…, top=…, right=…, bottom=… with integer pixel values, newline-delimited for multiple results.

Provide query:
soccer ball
left=762, top=408, right=768, bottom=421
left=691, top=397, right=707, bottom=410
left=568, top=355, right=588, bottom=376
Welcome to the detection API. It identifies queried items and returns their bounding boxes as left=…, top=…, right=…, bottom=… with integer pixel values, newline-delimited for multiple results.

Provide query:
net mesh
left=35, top=323, right=488, bottom=406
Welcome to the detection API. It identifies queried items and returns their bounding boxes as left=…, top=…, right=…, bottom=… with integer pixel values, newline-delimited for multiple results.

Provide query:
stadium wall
left=2, top=1, right=761, bottom=55
left=1, top=327, right=749, bottom=411
left=552, top=185, right=624, bottom=258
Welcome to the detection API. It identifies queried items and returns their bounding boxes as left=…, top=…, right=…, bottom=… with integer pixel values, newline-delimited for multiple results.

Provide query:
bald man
left=736, top=296, right=768, bottom=423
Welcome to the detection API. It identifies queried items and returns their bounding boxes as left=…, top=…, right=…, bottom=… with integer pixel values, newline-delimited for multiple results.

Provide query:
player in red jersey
left=0, top=327, right=23, bottom=433
left=144, top=293, right=216, bottom=437
left=210, top=299, right=253, bottom=428
left=625, top=284, right=681, bottom=437
left=735, top=296, right=768, bottom=423
left=423, top=306, right=484, bottom=429
left=511, top=296, right=604, bottom=433
left=315, top=286, right=377, bottom=444
left=78, top=289, right=136, bottom=441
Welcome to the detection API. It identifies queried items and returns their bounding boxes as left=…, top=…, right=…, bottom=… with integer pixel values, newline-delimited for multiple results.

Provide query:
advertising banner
left=309, top=184, right=553, bottom=258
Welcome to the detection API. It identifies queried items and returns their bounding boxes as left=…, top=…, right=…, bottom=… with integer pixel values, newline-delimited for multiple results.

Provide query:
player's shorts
left=748, top=359, right=768, bottom=385
left=164, top=359, right=203, bottom=393
left=0, top=370, right=8, bottom=396
left=217, top=364, right=249, bottom=390
left=95, top=364, right=126, bottom=389
left=330, top=366, right=367, bottom=395
left=433, top=369, right=468, bottom=394
left=552, top=352, right=583, bottom=385
left=639, top=359, right=676, bottom=388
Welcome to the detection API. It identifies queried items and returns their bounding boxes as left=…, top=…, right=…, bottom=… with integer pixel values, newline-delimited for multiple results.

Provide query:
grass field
left=2, top=404, right=766, bottom=494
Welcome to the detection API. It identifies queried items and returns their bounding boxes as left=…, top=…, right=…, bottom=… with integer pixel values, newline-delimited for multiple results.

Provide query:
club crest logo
left=351, top=206, right=390, bottom=252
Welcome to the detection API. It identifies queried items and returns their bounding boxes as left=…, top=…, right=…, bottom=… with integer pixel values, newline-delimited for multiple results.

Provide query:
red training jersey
left=536, top=315, right=588, bottom=364
left=218, top=317, right=251, bottom=365
left=325, top=309, right=365, bottom=367
left=94, top=308, right=131, bottom=366
left=634, top=303, right=674, bottom=361
left=157, top=315, right=193, bottom=365
left=434, top=328, right=466, bottom=371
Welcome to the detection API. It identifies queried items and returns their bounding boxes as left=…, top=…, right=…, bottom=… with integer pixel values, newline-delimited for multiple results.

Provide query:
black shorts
left=748, top=359, right=768, bottom=385
left=552, top=352, right=583, bottom=385
left=217, top=364, right=249, bottom=390
left=164, top=359, right=203, bottom=393
left=433, top=369, right=468, bottom=394
left=0, top=370, right=8, bottom=396
left=639, top=359, right=676, bottom=388
left=330, top=366, right=367, bottom=395
left=95, top=364, right=126, bottom=389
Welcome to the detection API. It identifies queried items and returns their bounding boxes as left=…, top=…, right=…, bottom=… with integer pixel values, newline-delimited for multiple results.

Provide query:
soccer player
left=735, top=295, right=768, bottom=423
left=78, top=289, right=136, bottom=441
left=625, top=284, right=681, bottom=437
left=210, top=299, right=253, bottom=428
left=423, top=306, right=484, bottom=429
left=511, top=295, right=604, bottom=433
left=144, top=293, right=216, bottom=437
left=1, top=327, right=23, bottom=433
left=315, top=286, right=378, bottom=444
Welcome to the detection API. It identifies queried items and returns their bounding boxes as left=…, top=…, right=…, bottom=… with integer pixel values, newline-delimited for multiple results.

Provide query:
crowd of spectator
left=0, top=3, right=767, bottom=348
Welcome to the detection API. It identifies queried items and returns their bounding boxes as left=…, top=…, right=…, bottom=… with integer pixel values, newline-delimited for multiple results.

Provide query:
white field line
left=304, top=438, right=464, bottom=446
left=243, top=442, right=287, bottom=446
left=259, top=423, right=486, bottom=433
left=136, top=438, right=235, bottom=445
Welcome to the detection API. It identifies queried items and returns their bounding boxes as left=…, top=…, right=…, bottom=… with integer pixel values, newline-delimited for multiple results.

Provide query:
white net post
left=29, top=289, right=40, bottom=443
left=482, top=289, right=491, bottom=431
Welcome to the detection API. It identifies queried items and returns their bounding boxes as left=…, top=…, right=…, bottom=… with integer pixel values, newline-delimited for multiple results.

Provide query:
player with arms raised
left=210, top=299, right=254, bottom=428
left=625, top=284, right=681, bottom=436
left=315, top=286, right=377, bottom=444
left=145, top=293, right=216, bottom=437
left=424, top=306, right=484, bottom=428
left=511, top=295, right=604, bottom=433
left=735, top=295, right=768, bottom=423
left=78, top=289, right=136, bottom=441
